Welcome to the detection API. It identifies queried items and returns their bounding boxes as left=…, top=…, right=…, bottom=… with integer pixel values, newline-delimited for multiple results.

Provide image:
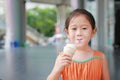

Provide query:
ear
left=65, top=29, right=69, bottom=38
left=91, top=28, right=97, bottom=38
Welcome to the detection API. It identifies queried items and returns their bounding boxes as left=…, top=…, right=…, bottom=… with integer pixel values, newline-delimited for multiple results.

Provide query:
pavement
left=0, top=45, right=119, bottom=80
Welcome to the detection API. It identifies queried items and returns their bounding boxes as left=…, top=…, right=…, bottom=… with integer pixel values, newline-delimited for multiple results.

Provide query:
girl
left=47, top=9, right=110, bottom=80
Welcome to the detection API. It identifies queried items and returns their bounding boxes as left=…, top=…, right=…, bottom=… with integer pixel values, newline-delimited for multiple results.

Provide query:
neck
left=76, top=45, right=93, bottom=54
left=73, top=46, right=94, bottom=61
left=76, top=45, right=91, bottom=51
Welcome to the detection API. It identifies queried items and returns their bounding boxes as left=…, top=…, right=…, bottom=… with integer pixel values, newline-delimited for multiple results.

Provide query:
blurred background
left=0, top=0, right=120, bottom=80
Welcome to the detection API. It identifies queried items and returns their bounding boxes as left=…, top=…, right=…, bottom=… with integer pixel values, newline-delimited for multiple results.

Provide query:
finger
left=62, top=54, right=72, bottom=57
left=61, top=60, right=72, bottom=66
left=61, top=59, right=72, bottom=64
left=61, top=56, right=72, bottom=61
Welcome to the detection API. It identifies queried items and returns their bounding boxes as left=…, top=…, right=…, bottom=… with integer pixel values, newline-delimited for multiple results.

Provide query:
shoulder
left=94, top=50, right=104, bottom=55
left=94, top=50, right=108, bottom=61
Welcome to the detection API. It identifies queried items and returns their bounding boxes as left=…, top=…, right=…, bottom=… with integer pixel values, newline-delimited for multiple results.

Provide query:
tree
left=26, top=7, right=57, bottom=37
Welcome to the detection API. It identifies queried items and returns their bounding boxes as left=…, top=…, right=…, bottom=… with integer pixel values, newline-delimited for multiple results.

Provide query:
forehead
left=69, top=14, right=91, bottom=25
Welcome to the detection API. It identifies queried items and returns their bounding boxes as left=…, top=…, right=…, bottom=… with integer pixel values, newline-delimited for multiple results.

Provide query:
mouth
left=75, top=39, right=83, bottom=44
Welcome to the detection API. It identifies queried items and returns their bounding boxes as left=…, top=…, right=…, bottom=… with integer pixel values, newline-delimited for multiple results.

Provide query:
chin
left=76, top=44, right=84, bottom=49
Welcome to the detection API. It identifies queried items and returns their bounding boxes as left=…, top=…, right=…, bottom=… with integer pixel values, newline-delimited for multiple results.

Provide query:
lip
left=75, top=39, right=83, bottom=43
left=77, top=39, right=83, bottom=41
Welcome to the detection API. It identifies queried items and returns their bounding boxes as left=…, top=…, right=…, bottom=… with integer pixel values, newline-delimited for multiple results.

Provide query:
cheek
left=84, top=32, right=90, bottom=37
left=68, top=32, right=75, bottom=42
left=83, top=31, right=93, bottom=41
left=84, top=29, right=91, bottom=35
left=83, top=30, right=92, bottom=37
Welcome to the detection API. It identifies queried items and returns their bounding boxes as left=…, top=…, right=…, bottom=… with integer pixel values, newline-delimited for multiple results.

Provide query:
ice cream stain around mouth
left=75, top=39, right=84, bottom=44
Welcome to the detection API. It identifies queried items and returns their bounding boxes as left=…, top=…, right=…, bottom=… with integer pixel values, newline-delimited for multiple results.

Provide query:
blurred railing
left=26, top=26, right=45, bottom=44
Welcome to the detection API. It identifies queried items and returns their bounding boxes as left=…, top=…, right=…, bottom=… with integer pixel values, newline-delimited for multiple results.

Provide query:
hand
left=54, top=52, right=72, bottom=72
left=47, top=52, right=72, bottom=80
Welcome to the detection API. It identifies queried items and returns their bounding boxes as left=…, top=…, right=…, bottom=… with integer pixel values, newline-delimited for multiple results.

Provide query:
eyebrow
left=69, top=24, right=90, bottom=27
left=69, top=24, right=77, bottom=27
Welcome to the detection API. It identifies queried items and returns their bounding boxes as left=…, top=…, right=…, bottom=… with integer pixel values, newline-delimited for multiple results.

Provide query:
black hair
left=65, top=9, right=96, bottom=30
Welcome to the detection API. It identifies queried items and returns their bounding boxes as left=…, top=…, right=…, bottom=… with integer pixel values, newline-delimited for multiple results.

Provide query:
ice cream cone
left=63, top=44, right=76, bottom=56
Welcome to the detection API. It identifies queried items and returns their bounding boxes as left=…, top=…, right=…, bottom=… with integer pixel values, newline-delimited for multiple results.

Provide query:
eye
left=82, top=27, right=87, bottom=30
left=71, top=27, right=77, bottom=30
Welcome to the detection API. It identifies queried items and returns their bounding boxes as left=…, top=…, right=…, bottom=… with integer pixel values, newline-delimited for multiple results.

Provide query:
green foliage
left=26, top=7, right=57, bottom=37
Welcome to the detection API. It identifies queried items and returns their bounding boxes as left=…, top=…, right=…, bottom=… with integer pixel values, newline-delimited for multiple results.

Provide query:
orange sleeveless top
left=61, top=50, right=103, bottom=80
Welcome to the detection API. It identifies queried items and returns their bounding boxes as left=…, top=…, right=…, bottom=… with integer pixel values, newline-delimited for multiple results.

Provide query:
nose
left=76, top=29, right=82, bottom=36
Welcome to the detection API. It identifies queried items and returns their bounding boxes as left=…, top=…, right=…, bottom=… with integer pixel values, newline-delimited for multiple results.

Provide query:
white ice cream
left=63, top=44, right=76, bottom=55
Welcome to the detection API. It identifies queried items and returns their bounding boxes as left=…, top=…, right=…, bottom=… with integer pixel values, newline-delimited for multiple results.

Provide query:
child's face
left=66, top=14, right=96, bottom=48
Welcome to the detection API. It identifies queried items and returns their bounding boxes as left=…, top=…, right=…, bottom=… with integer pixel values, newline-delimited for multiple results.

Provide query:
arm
left=47, top=53, right=72, bottom=80
left=101, top=54, right=110, bottom=80
left=47, top=67, right=61, bottom=80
